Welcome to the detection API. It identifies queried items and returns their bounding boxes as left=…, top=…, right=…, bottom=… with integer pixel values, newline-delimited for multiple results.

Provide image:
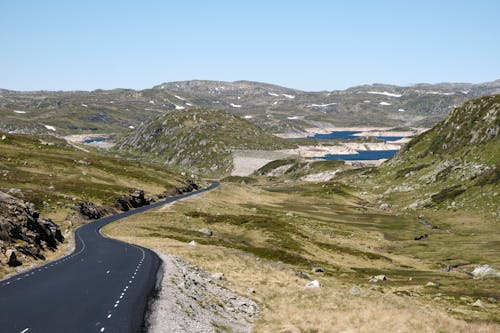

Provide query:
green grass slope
left=374, top=95, right=499, bottom=214
left=0, top=132, right=188, bottom=217
left=116, top=108, right=295, bottom=176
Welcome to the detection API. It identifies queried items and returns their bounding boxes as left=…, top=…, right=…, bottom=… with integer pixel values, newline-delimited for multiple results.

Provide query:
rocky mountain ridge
left=1, top=79, right=499, bottom=136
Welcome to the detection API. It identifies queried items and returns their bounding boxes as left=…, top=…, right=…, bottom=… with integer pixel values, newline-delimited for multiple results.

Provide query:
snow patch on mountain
left=367, top=91, right=402, bottom=98
left=425, top=91, right=455, bottom=96
left=308, top=103, right=336, bottom=108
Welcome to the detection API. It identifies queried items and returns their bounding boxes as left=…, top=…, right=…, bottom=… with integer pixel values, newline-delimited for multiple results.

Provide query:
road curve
left=0, top=182, right=219, bottom=333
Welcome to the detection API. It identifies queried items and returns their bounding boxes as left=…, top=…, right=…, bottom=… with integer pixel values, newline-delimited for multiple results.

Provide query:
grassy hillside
left=0, top=131, right=189, bottom=220
left=116, top=108, right=295, bottom=176
left=368, top=95, right=499, bottom=214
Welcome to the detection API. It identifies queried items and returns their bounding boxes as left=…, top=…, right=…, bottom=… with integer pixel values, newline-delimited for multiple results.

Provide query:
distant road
left=0, top=182, right=219, bottom=333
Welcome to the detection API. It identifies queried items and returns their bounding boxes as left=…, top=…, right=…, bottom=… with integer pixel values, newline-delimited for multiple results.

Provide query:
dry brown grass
left=103, top=183, right=500, bottom=332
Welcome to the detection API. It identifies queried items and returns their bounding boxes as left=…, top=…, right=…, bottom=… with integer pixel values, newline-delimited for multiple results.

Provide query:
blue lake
left=83, top=137, right=107, bottom=144
left=319, top=150, right=399, bottom=161
left=309, top=131, right=402, bottom=141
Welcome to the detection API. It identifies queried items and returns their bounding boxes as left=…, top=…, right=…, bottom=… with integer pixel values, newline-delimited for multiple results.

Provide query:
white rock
left=188, top=240, right=198, bottom=247
left=304, top=280, right=320, bottom=288
left=1, top=135, right=6, bottom=140
left=472, top=299, right=485, bottom=307
left=471, top=265, right=500, bottom=279
left=369, top=275, right=387, bottom=283
left=211, top=272, right=224, bottom=280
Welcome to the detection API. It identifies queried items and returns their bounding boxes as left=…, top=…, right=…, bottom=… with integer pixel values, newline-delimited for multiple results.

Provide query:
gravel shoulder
left=147, top=252, right=258, bottom=333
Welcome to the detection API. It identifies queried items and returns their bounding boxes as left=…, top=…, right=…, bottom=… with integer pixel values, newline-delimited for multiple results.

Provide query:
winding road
left=0, top=182, right=219, bottom=333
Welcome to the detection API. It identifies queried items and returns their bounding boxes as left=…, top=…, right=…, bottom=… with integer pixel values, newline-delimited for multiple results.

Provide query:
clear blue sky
left=1, top=0, right=499, bottom=91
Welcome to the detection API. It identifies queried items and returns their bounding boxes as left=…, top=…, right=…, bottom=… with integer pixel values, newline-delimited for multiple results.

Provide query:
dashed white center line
left=100, top=328, right=105, bottom=332
left=106, top=270, right=110, bottom=274
left=20, top=328, right=29, bottom=333
left=107, top=314, right=112, bottom=319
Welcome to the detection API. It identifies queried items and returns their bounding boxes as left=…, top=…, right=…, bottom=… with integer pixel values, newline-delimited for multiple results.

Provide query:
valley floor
left=103, top=182, right=500, bottom=332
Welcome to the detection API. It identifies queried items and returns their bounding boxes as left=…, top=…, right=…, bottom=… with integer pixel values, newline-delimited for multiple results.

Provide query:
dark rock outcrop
left=115, top=190, right=150, bottom=211
left=0, top=191, right=64, bottom=267
left=176, top=180, right=200, bottom=194
left=78, top=201, right=106, bottom=219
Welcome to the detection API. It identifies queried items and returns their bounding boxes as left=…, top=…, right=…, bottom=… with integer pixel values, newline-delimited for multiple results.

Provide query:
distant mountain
left=374, top=95, right=499, bottom=213
left=1, top=79, right=499, bottom=136
left=116, top=108, right=294, bottom=176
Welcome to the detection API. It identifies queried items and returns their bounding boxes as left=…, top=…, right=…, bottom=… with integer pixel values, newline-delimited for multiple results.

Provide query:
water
left=309, top=131, right=403, bottom=141
left=319, top=150, right=399, bottom=161
left=83, top=137, right=107, bottom=144
left=311, top=131, right=361, bottom=140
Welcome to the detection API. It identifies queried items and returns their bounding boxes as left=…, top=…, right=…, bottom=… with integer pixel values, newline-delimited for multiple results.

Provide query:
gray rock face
left=0, top=191, right=64, bottom=267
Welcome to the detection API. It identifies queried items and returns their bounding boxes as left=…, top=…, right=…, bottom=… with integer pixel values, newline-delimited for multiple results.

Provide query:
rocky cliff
left=0, top=191, right=64, bottom=267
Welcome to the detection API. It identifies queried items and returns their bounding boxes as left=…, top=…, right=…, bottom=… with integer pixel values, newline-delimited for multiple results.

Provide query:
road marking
left=20, top=328, right=29, bottom=333
left=107, top=314, right=112, bottom=319
left=100, top=328, right=105, bottom=332
left=106, top=270, right=110, bottom=274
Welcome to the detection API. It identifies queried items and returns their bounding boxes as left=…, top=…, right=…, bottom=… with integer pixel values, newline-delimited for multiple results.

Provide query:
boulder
left=176, top=180, right=199, bottom=194
left=78, top=201, right=104, bottom=219
left=369, top=275, right=387, bottom=283
left=115, top=189, right=150, bottom=211
left=472, top=299, right=485, bottom=307
left=198, top=228, right=213, bottom=236
left=311, top=267, right=325, bottom=273
left=471, top=265, right=500, bottom=279
left=211, top=272, right=224, bottom=281
left=379, top=203, right=390, bottom=210
left=304, top=280, right=321, bottom=289
left=425, top=281, right=440, bottom=288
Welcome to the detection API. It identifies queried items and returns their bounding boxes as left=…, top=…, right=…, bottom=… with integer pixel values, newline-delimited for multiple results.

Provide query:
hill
left=360, top=95, right=499, bottom=214
left=116, top=108, right=295, bottom=176
left=1, top=80, right=499, bottom=138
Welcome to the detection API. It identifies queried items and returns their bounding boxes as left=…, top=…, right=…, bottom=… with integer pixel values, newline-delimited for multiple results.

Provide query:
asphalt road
left=0, top=182, right=219, bottom=333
